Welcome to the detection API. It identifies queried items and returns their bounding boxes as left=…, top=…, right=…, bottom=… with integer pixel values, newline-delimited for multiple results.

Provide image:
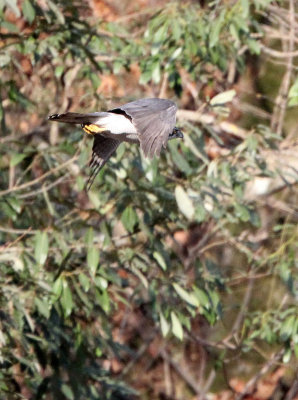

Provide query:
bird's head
left=169, top=127, right=184, bottom=140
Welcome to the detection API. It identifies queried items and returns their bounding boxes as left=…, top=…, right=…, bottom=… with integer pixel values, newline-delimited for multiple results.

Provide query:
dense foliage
left=0, top=1, right=297, bottom=399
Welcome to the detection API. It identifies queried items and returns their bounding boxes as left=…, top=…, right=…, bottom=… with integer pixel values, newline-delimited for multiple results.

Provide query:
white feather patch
left=95, top=113, right=137, bottom=134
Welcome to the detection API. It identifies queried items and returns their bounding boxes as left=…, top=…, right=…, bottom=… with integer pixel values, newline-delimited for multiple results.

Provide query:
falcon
left=48, top=98, right=183, bottom=189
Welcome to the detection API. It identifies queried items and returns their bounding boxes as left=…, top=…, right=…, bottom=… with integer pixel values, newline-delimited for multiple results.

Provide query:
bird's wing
left=87, top=136, right=120, bottom=190
left=48, top=112, right=108, bottom=124
left=110, top=98, right=177, bottom=158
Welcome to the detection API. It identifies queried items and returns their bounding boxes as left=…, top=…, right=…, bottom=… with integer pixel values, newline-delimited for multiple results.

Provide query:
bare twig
left=285, top=377, right=298, bottom=400
left=267, top=4, right=298, bottom=23
left=230, top=274, right=254, bottom=336
left=203, top=369, right=216, bottom=393
left=270, top=0, right=296, bottom=134
left=18, top=173, right=71, bottom=199
left=114, top=7, right=158, bottom=23
left=235, top=349, right=285, bottom=400
left=0, top=153, right=79, bottom=197
left=160, top=349, right=208, bottom=399
left=235, top=100, right=271, bottom=120
left=0, top=226, right=37, bottom=235
left=159, top=72, right=169, bottom=99
left=120, top=339, right=154, bottom=377
left=228, top=272, right=273, bottom=286
left=0, top=124, right=49, bottom=143
left=257, top=197, right=298, bottom=219
left=188, top=331, right=235, bottom=350
left=260, top=44, right=298, bottom=59
left=262, top=26, right=298, bottom=45
left=177, top=110, right=247, bottom=140
left=0, top=228, right=33, bottom=251
left=163, top=353, right=173, bottom=398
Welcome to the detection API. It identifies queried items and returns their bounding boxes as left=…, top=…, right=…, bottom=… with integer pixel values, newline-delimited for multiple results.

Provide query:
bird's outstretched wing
left=110, top=98, right=177, bottom=158
left=87, top=136, right=120, bottom=190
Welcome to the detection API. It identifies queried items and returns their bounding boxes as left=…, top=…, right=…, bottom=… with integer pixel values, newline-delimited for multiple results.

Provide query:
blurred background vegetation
left=0, top=0, right=297, bottom=399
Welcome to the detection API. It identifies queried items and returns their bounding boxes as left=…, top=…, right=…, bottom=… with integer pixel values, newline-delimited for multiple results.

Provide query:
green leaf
left=288, top=78, right=298, bottom=98
left=22, top=0, right=36, bottom=24
left=282, top=347, right=292, bottom=364
left=209, top=17, right=222, bottom=48
left=47, top=0, right=65, bottom=24
left=121, top=206, right=138, bottom=233
left=94, top=276, right=108, bottom=290
left=173, top=283, right=199, bottom=307
left=85, top=227, right=94, bottom=247
left=153, top=251, right=167, bottom=271
left=55, top=65, right=64, bottom=78
left=61, top=281, right=73, bottom=317
left=169, top=142, right=192, bottom=174
left=61, top=384, right=74, bottom=400
left=241, top=0, right=249, bottom=18
left=113, top=60, right=123, bottom=74
left=171, top=311, right=183, bottom=340
left=1, top=202, right=17, bottom=221
left=5, top=0, right=20, bottom=17
left=43, top=188, right=55, bottom=216
left=210, top=89, right=236, bottom=106
left=175, top=185, right=195, bottom=220
left=288, top=78, right=298, bottom=106
left=0, top=53, right=10, bottom=68
left=96, top=289, right=110, bottom=313
left=151, top=24, right=168, bottom=56
left=52, top=277, right=63, bottom=299
left=90, top=72, right=101, bottom=90
left=35, top=298, right=50, bottom=319
left=195, top=204, right=206, bottom=222
left=234, top=203, right=250, bottom=222
left=172, top=20, right=182, bottom=41
left=169, top=47, right=182, bottom=61
left=280, top=315, right=297, bottom=341
left=230, top=23, right=239, bottom=43
left=131, top=265, right=148, bottom=288
left=160, top=312, right=170, bottom=337
left=247, top=39, right=260, bottom=55
left=96, top=347, right=103, bottom=357
left=78, top=273, right=90, bottom=292
left=87, top=246, right=100, bottom=276
left=288, top=96, right=298, bottom=107
left=8, top=197, right=21, bottom=213
left=34, top=231, right=49, bottom=266
left=193, top=287, right=210, bottom=308
left=294, top=343, right=298, bottom=358
left=152, top=62, right=161, bottom=84
left=10, top=153, right=27, bottom=167
left=0, top=21, right=19, bottom=32
left=153, top=25, right=168, bottom=42
left=140, top=68, right=153, bottom=85
left=8, top=82, right=32, bottom=107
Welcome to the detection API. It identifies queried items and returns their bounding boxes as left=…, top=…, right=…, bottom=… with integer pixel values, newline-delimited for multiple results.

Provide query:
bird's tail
left=48, top=112, right=109, bottom=124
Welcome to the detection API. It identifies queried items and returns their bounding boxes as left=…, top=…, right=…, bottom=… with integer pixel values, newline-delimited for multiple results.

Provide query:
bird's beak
left=169, top=127, right=184, bottom=141
left=176, top=128, right=184, bottom=139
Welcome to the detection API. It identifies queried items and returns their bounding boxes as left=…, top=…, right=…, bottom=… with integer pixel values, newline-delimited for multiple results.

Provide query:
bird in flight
left=48, top=98, right=183, bottom=189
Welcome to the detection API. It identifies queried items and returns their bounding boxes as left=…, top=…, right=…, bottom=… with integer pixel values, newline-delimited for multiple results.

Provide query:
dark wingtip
left=48, top=114, right=59, bottom=121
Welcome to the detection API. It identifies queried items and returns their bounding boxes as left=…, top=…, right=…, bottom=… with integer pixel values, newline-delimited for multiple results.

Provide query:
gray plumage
left=111, top=98, right=177, bottom=158
left=48, top=98, right=183, bottom=189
